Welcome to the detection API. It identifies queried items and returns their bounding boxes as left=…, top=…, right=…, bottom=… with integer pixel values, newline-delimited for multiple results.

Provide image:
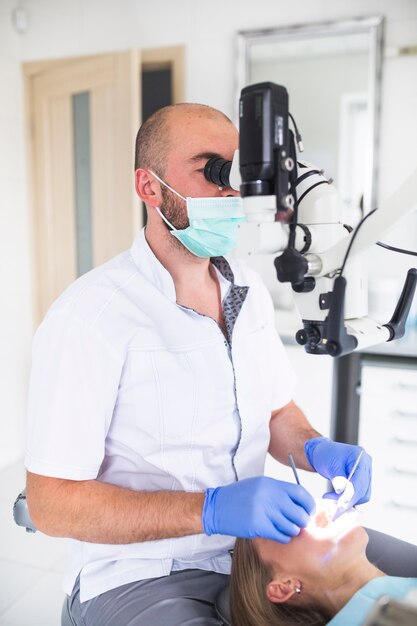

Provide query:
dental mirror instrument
left=332, top=449, right=364, bottom=521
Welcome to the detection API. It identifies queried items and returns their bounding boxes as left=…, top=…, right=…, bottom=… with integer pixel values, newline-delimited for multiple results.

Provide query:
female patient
left=229, top=502, right=417, bottom=626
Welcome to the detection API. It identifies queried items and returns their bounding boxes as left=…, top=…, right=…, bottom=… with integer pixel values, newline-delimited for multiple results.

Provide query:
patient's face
left=255, top=499, right=368, bottom=580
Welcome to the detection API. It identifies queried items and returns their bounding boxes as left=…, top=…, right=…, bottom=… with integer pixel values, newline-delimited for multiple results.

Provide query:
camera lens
left=204, top=157, right=232, bottom=188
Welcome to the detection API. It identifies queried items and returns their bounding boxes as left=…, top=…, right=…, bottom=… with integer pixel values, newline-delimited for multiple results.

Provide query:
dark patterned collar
left=210, top=256, right=236, bottom=283
left=211, top=257, right=249, bottom=342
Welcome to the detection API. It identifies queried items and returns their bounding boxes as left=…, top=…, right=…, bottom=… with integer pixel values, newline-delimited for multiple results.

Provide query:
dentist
left=25, top=103, right=371, bottom=625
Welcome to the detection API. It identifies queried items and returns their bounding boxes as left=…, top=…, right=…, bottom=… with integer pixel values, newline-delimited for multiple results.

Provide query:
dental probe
left=332, top=449, right=364, bottom=521
left=288, top=453, right=301, bottom=485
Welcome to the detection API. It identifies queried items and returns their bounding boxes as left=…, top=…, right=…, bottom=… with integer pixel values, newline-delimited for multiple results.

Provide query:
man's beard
left=160, top=186, right=189, bottom=230
left=159, top=186, right=195, bottom=255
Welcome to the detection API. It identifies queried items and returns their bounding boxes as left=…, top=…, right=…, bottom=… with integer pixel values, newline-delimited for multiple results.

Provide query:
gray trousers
left=68, top=528, right=417, bottom=626
left=68, top=568, right=229, bottom=626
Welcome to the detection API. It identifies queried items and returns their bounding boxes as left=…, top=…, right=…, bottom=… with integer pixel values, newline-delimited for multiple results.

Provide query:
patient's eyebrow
left=189, top=151, right=223, bottom=163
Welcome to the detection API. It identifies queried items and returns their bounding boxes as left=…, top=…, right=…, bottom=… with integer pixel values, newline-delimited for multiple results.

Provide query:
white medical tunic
left=25, top=228, right=296, bottom=602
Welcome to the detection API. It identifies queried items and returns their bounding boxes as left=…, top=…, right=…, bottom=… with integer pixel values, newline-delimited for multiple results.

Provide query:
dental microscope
left=204, top=82, right=417, bottom=357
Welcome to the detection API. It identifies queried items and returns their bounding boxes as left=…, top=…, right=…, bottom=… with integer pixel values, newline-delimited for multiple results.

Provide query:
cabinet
left=331, top=328, right=417, bottom=545
left=358, top=361, right=417, bottom=545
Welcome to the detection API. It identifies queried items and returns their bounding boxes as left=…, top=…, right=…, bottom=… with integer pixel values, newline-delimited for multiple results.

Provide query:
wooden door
left=26, top=51, right=141, bottom=321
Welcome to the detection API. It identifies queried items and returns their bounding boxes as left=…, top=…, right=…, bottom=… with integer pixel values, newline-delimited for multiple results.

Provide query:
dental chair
left=13, top=489, right=76, bottom=626
left=13, top=488, right=417, bottom=626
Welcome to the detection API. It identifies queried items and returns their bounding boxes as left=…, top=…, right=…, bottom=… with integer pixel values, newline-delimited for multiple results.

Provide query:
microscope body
left=205, top=81, right=417, bottom=356
left=236, top=160, right=374, bottom=355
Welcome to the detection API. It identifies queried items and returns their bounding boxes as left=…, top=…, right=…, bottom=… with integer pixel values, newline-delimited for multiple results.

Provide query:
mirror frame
left=236, top=15, right=384, bottom=215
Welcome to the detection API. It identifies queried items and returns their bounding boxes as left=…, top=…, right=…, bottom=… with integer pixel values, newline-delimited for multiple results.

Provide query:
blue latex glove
left=304, top=437, right=372, bottom=508
left=202, top=476, right=315, bottom=544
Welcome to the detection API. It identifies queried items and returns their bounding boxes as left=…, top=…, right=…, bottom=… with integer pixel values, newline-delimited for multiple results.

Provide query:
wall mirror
left=236, top=16, right=384, bottom=314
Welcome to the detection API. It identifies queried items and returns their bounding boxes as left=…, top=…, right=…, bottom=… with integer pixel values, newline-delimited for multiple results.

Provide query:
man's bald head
left=134, top=103, right=233, bottom=177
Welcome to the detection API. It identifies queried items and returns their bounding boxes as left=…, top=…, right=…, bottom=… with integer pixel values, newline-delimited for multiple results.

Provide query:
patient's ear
left=266, top=578, right=300, bottom=603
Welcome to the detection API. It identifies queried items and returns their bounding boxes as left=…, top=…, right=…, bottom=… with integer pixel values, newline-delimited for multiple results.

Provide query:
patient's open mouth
left=314, top=509, right=332, bottom=528
left=306, top=499, right=358, bottom=539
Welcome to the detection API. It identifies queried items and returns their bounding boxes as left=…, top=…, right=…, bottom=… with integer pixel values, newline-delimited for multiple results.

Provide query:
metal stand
left=330, top=352, right=361, bottom=444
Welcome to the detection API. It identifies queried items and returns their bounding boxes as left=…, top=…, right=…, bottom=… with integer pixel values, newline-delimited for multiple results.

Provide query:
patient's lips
left=306, top=499, right=358, bottom=539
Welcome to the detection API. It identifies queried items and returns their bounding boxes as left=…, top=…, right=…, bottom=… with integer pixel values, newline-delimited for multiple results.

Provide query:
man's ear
left=266, top=578, right=301, bottom=604
left=135, top=169, right=162, bottom=207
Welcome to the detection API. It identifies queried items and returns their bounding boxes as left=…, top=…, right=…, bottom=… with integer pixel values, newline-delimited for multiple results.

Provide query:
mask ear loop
left=148, top=170, right=186, bottom=202
left=148, top=170, right=187, bottom=233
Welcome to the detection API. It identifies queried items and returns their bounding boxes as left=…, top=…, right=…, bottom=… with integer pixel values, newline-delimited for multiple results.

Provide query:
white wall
left=0, top=1, right=34, bottom=470
left=1, top=0, right=417, bottom=469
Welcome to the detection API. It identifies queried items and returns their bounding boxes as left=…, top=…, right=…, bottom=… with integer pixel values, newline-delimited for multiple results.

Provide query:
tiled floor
left=0, top=460, right=67, bottom=626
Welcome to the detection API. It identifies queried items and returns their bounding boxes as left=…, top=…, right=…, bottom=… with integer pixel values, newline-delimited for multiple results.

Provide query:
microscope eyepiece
left=204, top=157, right=232, bottom=188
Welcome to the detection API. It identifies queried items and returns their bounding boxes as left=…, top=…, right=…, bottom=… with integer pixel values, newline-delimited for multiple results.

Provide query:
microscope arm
left=309, top=169, right=417, bottom=278
left=293, top=168, right=417, bottom=356
left=244, top=166, right=417, bottom=357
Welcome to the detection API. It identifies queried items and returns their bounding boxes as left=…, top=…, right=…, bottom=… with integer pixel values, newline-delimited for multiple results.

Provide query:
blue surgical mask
left=149, top=170, right=245, bottom=258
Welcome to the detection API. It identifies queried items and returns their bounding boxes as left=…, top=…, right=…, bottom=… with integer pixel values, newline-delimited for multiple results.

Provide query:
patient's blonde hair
left=230, top=538, right=328, bottom=626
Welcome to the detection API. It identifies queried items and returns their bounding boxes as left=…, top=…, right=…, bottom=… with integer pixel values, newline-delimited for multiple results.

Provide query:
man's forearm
left=268, top=400, right=321, bottom=470
left=26, top=472, right=205, bottom=543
